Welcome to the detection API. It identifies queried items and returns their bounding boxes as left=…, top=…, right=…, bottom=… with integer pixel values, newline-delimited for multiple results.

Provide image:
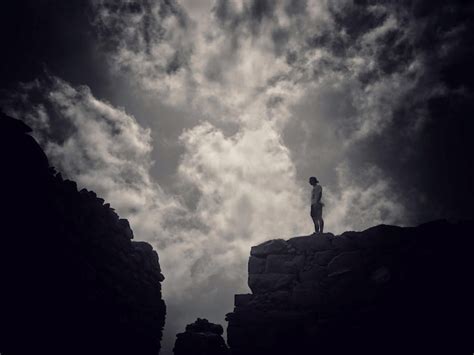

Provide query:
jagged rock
left=174, top=318, right=229, bottom=355
left=251, top=239, right=289, bottom=257
left=330, top=234, right=358, bottom=251
left=371, top=266, right=391, bottom=284
left=235, top=294, right=253, bottom=307
left=314, top=250, right=337, bottom=266
left=227, top=219, right=473, bottom=355
left=265, top=254, right=304, bottom=274
left=298, top=265, right=327, bottom=283
left=248, top=255, right=266, bottom=274
left=290, top=289, right=323, bottom=308
left=248, top=273, right=296, bottom=293
left=118, top=218, right=134, bottom=239
left=287, top=233, right=333, bottom=252
left=327, top=251, right=362, bottom=276
left=0, top=115, right=166, bottom=355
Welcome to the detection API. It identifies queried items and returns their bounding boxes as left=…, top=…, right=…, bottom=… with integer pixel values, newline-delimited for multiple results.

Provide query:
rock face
left=227, top=221, right=472, bottom=355
left=174, top=318, right=229, bottom=355
left=0, top=114, right=166, bottom=355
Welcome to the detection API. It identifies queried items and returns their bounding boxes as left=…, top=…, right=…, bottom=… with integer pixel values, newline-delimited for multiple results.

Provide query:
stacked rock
left=227, top=220, right=472, bottom=355
left=174, top=318, right=229, bottom=355
left=0, top=114, right=166, bottom=355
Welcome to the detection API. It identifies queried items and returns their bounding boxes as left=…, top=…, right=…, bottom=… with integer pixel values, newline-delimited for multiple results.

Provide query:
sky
left=1, top=1, right=473, bottom=353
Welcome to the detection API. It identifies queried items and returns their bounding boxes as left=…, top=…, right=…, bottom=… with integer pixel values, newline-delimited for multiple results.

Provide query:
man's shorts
left=311, top=203, right=323, bottom=219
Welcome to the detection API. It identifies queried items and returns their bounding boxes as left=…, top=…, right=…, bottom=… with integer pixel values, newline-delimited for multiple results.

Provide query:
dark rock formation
left=0, top=113, right=166, bottom=355
left=227, top=221, right=472, bottom=355
left=173, top=318, right=229, bottom=355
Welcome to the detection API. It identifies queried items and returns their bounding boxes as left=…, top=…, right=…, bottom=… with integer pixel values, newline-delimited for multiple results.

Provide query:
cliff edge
left=0, top=113, right=166, bottom=355
left=227, top=220, right=472, bottom=355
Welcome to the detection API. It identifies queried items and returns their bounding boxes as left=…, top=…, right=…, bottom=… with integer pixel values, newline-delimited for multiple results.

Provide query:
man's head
left=309, top=176, right=318, bottom=186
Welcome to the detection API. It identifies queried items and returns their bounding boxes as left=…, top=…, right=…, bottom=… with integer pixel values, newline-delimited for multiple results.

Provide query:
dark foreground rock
left=227, top=221, right=473, bottom=355
left=174, top=318, right=229, bottom=355
left=0, top=114, right=166, bottom=355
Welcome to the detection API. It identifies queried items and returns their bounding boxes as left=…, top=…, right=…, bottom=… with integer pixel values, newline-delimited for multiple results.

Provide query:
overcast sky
left=1, top=0, right=473, bottom=353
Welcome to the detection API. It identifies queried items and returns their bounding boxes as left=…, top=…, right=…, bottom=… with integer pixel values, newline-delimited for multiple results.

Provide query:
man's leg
left=312, top=216, right=319, bottom=233
left=319, top=218, right=324, bottom=233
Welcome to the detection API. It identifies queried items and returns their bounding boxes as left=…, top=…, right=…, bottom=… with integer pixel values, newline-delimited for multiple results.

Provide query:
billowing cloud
left=2, top=76, right=187, bottom=251
left=3, top=0, right=474, bottom=354
left=91, top=0, right=194, bottom=105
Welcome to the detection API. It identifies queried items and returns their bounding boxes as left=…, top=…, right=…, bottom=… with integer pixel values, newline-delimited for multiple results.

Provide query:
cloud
left=3, top=76, right=182, bottom=247
left=324, top=163, right=405, bottom=233
left=2, top=75, right=309, bottom=352
left=91, top=0, right=194, bottom=105
left=3, top=0, right=474, bottom=353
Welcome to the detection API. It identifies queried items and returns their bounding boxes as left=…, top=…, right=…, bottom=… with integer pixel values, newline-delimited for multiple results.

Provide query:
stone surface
left=298, top=266, right=327, bottom=283
left=290, top=289, right=323, bottom=308
left=251, top=239, right=289, bottom=257
left=234, top=294, right=253, bottom=307
left=327, top=251, right=362, bottom=275
left=287, top=233, right=332, bottom=252
left=314, top=250, right=337, bottom=266
left=265, top=254, right=304, bottom=274
left=248, top=273, right=296, bottom=293
left=248, top=256, right=266, bottom=274
left=330, top=234, right=358, bottom=251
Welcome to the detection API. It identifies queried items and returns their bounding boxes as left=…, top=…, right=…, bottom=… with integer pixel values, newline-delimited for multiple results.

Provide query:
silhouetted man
left=309, top=176, right=324, bottom=234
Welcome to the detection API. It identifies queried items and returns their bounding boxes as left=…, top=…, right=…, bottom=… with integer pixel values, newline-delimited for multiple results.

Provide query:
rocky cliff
left=227, top=220, right=472, bottom=355
left=0, top=113, right=166, bottom=355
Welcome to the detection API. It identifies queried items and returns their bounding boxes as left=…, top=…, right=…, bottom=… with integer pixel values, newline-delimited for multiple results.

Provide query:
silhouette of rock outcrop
left=0, top=113, right=166, bottom=355
left=227, top=221, right=472, bottom=355
left=174, top=318, right=229, bottom=355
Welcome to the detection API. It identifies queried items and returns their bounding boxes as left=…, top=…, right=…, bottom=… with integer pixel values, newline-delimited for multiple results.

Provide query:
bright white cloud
left=324, top=163, right=406, bottom=234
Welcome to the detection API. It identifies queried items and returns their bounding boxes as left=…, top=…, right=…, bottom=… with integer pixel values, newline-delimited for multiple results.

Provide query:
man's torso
left=311, top=184, right=322, bottom=205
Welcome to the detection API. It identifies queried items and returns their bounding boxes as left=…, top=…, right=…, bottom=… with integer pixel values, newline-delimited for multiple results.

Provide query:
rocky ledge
left=0, top=114, right=165, bottom=355
left=227, top=220, right=472, bottom=355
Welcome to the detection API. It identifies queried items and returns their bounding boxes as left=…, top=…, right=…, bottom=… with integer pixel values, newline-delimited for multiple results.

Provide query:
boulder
left=248, top=256, right=266, bottom=274
left=314, top=250, right=337, bottom=266
left=248, top=273, right=296, bottom=294
left=265, top=254, right=304, bottom=274
left=298, top=265, right=328, bottom=283
left=290, top=289, right=323, bottom=308
left=327, top=251, right=362, bottom=276
left=330, top=235, right=357, bottom=251
left=251, top=239, right=289, bottom=257
left=287, top=234, right=332, bottom=252
left=235, top=294, right=254, bottom=307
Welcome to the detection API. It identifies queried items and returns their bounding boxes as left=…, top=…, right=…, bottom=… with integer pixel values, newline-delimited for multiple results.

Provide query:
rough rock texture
left=174, top=318, right=229, bottom=355
left=227, top=221, right=472, bottom=355
left=0, top=114, right=166, bottom=355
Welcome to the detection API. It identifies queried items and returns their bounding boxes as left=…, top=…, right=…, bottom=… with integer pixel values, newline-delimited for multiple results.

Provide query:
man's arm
left=317, top=186, right=322, bottom=203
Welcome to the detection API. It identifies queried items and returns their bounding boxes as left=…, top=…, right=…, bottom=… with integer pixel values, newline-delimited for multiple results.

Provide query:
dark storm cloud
left=284, top=0, right=308, bottom=16
left=92, top=0, right=189, bottom=54
left=213, top=0, right=277, bottom=35
left=207, top=0, right=474, bottom=224
left=209, top=0, right=474, bottom=223
left=341, top=0, right=474, bottom=220
left=0, top=1, right=112, bottom=96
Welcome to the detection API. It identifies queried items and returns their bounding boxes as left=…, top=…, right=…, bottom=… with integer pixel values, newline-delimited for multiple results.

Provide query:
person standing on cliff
left=309, top=176, right=324, bottom=234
